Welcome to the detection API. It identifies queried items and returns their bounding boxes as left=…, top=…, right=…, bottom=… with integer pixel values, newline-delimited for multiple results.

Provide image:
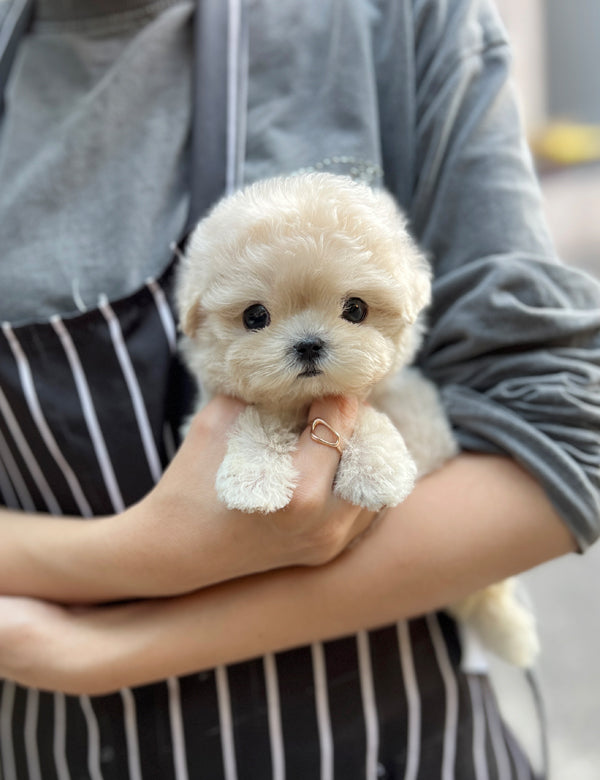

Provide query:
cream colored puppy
left=177, top=173, right=538, bottom=667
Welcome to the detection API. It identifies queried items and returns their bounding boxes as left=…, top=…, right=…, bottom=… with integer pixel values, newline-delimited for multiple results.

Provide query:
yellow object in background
left=531, top=121, right=600, bottom=166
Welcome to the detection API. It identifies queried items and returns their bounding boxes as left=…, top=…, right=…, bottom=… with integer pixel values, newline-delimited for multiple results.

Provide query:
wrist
left=115, top=489, right=308, bottom=597
left=0, top=511, right=121, bottom=603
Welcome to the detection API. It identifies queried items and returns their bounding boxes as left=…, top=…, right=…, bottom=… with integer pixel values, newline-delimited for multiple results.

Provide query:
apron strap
left=0, top=0, right=33, bottom=116
left=184, top=0, right=249, bottom=235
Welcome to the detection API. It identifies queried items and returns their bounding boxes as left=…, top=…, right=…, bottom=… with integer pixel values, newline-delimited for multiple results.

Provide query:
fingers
left=184, top=395, right=246, bottom=461
left=190, top=393, right=359, bottom=507
left=184, top=394, right=373, bottom=568
left=294, top=395, right=359, bottom=498
left=189, top=395, right=356, bottom=485
left=196, top=394, right=246, bottom=429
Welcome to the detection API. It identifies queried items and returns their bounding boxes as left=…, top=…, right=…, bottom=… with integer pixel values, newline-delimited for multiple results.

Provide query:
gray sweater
left=1, top=0, right=599, bottom=548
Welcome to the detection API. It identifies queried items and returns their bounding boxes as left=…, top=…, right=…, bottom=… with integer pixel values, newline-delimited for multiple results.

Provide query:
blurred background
left=491, top=2, right=600, bottom=779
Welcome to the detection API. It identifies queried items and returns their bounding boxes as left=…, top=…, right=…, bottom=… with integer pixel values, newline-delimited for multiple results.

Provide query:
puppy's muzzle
left=294, top=337, right=326, bottom=376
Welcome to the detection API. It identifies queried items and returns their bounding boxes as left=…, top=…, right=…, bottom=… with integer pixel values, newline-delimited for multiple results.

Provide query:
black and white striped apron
left=0, top=1, right=541, bottom=777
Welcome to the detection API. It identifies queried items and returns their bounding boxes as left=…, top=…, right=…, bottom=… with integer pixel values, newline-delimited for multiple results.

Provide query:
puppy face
left=177, top=174, right=431, bottom=411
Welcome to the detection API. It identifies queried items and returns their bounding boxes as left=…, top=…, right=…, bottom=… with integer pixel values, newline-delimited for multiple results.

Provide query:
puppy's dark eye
left=243, top=303, right=271, bottom=330
left=341, top=297, right=368, bottom=324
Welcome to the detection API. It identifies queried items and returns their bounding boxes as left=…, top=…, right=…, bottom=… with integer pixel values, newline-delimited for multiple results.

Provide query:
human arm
left=1, top=0, right=598, bottom=697
left=378, top=0, right=600, bottom=548
left=0, top=451, right=576, bottom=694
left=0, top=394, right=374, bottom=603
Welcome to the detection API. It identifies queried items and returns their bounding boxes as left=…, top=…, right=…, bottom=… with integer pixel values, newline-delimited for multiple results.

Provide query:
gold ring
left=310, top=418, right=343, bottom=455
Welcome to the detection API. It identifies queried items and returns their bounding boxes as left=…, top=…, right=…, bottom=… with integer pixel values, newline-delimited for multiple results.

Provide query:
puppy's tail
left=448, top=579, right=540, bottom=668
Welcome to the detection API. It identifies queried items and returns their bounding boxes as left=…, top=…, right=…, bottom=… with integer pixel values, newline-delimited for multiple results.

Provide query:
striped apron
left=0, top=1, right=541, bottom=777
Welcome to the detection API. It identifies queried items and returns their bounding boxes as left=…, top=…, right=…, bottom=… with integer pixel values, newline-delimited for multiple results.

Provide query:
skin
left=0, top=394, right=577, bottom=695
left=0, top=395, right=372, bottom=602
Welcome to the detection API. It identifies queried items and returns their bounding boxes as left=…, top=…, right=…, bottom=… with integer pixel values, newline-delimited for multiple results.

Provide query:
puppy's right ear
left=176, top=219, right=212, bottom=337
left=175, top=259, right=205, bottom=337
left=180, top=297, right=204, bottom=337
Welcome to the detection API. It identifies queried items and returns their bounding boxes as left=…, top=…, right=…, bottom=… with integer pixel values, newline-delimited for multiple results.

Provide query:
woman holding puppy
left=0, top=1, right=598, bottom=779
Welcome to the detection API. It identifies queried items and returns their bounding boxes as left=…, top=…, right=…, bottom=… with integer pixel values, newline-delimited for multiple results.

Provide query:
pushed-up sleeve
left=407, top=0, right=600, bottom=550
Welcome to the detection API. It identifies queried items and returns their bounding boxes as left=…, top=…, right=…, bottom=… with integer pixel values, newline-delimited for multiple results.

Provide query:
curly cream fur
left=176, top=173, right=539, bottom=667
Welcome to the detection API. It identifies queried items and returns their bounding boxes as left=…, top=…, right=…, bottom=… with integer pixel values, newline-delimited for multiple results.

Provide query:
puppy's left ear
left=368, top=186, right=432, bottom=325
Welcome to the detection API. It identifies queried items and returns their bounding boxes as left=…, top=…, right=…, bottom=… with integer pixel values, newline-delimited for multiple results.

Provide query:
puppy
left=176, top=172, right=539, bottom=667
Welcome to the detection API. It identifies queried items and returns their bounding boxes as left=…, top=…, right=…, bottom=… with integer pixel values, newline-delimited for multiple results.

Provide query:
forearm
left=0, top=396, right=247, bottom=603
left=0, top=508, right=191, bottom=604
left=0, top=509, right=112, bottom=601
left=64, top=453, right=576, bottom=694
left=0, top=502, right=295, bottom=604
left=0, top=395, right=370, bottom=603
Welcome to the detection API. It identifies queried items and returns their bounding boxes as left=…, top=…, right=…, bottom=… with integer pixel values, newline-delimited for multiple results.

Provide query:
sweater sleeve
left=406, top=0, right=600, bottom=550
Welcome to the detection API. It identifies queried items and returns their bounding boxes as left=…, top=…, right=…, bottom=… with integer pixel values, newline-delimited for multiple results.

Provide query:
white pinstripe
left=24, top=689, right=42, bottom=780
left=50, top=315, right=125, bottom=513
left=2, top=323, right=92, bottom=515
left=146, top=278, right=177, bottom=353
left=53, top=693, right=71, bottom=780
left=147, top=278, right=181, bottom=464
left=264, top=654, right=285, bottom=780
left=427, top=614, right=459, bottom=780
left=506, top=730, right=531, bottom=780
left=466, top=676, right=490, bottom=780
left=311, top=643, right=334, bottom=780
left=0, top=434, right=18, bottom=508
left=147, top=276, right=181, bottom=468
left=0, top=682, right=17, bottom=780
left=120, top=689, right=143, bottom=780
left=397, top=621, right=420, bottom=780
left=216, top=666, right=238, bottom=780
left=482, top=679, right=512, bottom=780
left=356, top=631, right=379, bottom=780
left=99, top=299, right=162, bottom=483
left=0, top=424, right=32, bottom=510
left=79, top=696, right=103, bottom=780
left=167, top=677, right=190, bottom=780
left=0, top=385, right=59, bottom=513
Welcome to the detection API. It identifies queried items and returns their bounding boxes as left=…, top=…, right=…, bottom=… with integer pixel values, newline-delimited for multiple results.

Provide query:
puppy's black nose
left=294, top=337, right=325, bottom=362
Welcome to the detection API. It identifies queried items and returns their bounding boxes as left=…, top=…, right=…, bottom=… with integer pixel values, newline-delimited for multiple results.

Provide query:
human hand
left=102, top=393, right=376, bottom=599
left=0, top=595, right=126, bottom=695
left=0, top=595, right=79, bottom=692
left=0, top=394, right=375, bottom=605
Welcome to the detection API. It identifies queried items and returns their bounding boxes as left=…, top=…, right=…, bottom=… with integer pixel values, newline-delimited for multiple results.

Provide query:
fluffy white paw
left=333, top=406, right=417, bottom=510
left=215, top=407, right=298, bottom=513
left=216, top=455, right=297, bottom=512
